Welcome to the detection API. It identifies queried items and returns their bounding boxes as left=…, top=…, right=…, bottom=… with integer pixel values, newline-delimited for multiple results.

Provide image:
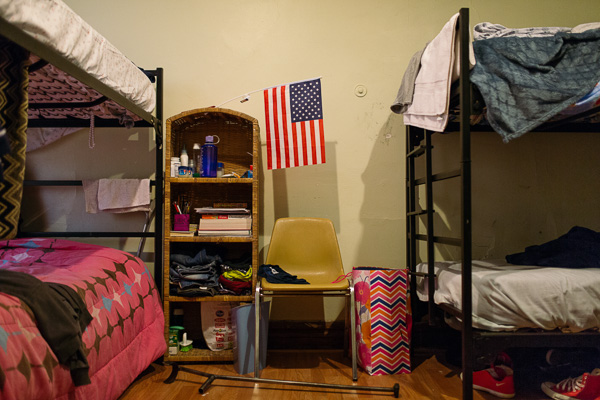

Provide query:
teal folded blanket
left=471, top=29, right=600, bottom=141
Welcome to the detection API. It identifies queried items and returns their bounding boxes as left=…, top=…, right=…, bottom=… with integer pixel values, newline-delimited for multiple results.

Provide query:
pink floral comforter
left=0, top=238, right=166, bottom=400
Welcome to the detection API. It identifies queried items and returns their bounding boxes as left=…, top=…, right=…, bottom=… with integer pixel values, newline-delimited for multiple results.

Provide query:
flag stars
left=290, top=79, right=323, bottom=123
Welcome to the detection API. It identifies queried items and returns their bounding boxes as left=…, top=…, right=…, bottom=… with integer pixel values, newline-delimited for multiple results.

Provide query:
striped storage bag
left=352, top=267, right=411, bottom=375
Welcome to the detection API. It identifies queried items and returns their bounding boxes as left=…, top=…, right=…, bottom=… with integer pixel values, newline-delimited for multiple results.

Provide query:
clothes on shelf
left=170, top=248, right=252, bottom=297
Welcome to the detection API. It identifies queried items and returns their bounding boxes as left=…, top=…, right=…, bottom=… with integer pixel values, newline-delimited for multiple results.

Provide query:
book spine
left=200, top=214, right=251, bottom=219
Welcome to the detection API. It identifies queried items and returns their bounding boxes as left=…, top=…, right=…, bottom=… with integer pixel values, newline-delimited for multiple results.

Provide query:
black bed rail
left=18, top=177, right=158, bottom=239
left=23, top=179, right=158, bottom=187
left=18, top=231, right=155, bottom=238
left=405, top=8, right=474, bottom=400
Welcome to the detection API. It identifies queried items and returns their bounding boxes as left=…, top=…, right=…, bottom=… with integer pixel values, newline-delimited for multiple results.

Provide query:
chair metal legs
left=254, top=281, right=358, bottom=381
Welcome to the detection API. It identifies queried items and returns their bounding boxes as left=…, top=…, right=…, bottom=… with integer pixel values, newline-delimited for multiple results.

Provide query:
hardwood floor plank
left=119, top=348, right=561, bottom=399
left=118, top=350, right=500, bottom=400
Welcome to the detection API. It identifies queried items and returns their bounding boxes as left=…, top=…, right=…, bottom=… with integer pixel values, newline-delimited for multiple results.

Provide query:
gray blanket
left=471, top=29, right=600, bottom=141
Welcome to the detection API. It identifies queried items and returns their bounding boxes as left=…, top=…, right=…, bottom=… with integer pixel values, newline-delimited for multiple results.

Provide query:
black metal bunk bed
left=405, top=8, right=600, bottom=400
left=0, top=9, right=164, bottom=289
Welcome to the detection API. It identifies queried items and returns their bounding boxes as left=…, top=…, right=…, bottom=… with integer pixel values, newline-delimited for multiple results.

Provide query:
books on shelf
left=170, top=230, right=195, bottom=237
left=196, top=230, right=251, bottom=236
left=194, top=205, right=252, bottom=235
left=200, top=214, right=250, bottom=219
left=194, top=207, right=250, bottom=214
left=198, top=217, right=252, bottom=230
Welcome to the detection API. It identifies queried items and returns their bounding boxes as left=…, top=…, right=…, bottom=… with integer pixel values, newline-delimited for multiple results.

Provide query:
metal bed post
left=424, top=129, right=436, bottom=324
left=405, top=126, right=417, bottom=310
left=153, top=67, right=164, bottom=298
left=458, top=7, right=473, bottom=400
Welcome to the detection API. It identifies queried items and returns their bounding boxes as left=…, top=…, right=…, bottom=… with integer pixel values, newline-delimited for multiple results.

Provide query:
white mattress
left=0, top=0, right=155, bottom=115
left=416, top=259, right=600, bottom=332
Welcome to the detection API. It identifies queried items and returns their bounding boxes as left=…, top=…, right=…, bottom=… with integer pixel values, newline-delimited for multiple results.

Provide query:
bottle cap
left=193, top=143, right=201, bottom=150
left=217, top=162, right=224, bottom=168
left=205, top=135, right=214, bottom=143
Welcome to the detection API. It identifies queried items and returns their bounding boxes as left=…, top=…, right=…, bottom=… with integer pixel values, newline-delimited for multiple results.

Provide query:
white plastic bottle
left=192, top=143, right=201, bottom=175
left=170, top=157, right=180, bottom=177
left=180, top=145, right=189, bottom=167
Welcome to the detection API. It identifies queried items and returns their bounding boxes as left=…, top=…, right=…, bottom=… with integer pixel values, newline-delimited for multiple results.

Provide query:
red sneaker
left=541, top=369, right=600, bottom=400
left=464, top=365, right=515, bottom=399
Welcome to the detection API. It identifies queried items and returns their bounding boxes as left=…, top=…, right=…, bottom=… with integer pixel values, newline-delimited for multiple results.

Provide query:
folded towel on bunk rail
left=397, top=13, right=475, bottom=131
left=82, top=178, right=150, bottom=213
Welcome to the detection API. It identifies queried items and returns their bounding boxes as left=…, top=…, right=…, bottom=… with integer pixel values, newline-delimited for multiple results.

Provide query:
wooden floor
left=117, top=349, right=555, bottom=400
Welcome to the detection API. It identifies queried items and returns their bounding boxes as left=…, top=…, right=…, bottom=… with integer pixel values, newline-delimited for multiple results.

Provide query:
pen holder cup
left=174, top=214, right=190, bottom=231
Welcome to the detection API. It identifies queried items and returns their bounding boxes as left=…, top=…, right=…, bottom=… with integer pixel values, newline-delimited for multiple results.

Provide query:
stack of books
left=195, top=206, right=252, bottom=236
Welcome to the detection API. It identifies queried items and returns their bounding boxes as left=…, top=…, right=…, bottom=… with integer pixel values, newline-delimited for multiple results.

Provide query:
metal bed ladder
left=405, top=8, right=473, bottom=400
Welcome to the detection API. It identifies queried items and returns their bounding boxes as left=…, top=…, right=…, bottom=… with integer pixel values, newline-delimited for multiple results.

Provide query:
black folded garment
left=258, top=264, right=309, bottom=284
left=506, top=226, right=600, bottom=268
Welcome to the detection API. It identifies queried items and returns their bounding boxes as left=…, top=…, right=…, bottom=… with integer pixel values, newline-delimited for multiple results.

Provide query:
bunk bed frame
left=0, top=3, right=167, bottom=398
left=0, top=11, right=164, bottom=288
left=405, top=8, right=600, bottom=400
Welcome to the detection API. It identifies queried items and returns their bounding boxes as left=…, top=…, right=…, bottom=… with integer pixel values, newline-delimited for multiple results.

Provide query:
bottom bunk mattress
left=416, top=259, right=600, bottom=332
left=0, top=238, right=166, bottom=400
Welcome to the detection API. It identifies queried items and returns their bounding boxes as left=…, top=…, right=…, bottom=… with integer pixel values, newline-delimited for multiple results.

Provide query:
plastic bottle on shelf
left=216, top=162, right=224, bottom=178
left=201, top=135, right=220, bottom=177
left=180, top=144, right=189, bottom=167
left=243, top=165, right=253, bottom=178
left=192, top=143, right=201, bottom=176
left=170, top=157, right=180, bottom=177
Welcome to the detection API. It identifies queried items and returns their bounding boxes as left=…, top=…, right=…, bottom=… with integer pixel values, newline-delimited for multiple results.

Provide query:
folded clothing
left=506, top=226, right=600, bottom=268
left=258, top=264, right=309, bottom=284
left=219, top=275, right=251, bottom=295
left=222, top=267, right=252, bottom=282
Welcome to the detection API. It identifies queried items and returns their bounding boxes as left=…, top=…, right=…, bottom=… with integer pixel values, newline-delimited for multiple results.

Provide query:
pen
left=173, top=201, right=182, bottom=214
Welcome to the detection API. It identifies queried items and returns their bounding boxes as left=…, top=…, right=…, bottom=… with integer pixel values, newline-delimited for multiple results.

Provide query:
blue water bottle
left=201, top=135, right=219, bottom=177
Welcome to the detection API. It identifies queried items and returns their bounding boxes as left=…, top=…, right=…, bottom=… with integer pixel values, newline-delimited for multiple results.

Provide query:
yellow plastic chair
left=254, top=217, right=357, bottom=380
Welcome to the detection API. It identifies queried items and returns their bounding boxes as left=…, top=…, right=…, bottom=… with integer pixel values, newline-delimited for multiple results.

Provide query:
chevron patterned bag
left=352, top=267, right=411, bottom=375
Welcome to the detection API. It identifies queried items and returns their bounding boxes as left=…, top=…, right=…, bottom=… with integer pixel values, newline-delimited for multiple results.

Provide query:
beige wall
left=29, top=0, right=600, bottom=321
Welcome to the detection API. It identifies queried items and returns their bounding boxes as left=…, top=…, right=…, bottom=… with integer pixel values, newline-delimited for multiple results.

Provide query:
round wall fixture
left=354, top=84, right=367, bottom=97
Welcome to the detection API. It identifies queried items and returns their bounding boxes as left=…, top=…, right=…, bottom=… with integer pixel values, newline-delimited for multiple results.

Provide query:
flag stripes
left=263, top=78, right=326, bottom=170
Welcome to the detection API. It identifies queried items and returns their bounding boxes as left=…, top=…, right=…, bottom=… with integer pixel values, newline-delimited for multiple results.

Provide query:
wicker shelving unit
left=163, top=107, right=259, bottom=362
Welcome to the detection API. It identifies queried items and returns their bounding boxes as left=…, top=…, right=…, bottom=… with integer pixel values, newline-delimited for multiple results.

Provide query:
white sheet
left=0, top=0, right=156, bottom=114
left=416, top=259, right=600, bottom=332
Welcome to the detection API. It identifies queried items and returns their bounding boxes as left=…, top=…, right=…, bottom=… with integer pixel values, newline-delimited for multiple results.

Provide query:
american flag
left=263, top=78, right=326, bottom=170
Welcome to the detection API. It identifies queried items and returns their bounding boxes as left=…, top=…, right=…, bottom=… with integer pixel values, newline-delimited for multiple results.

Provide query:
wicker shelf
left=165, top=295, right=254, bottom=303
left=165, top=348, right=234, bottom=363
left=163, top=107, right=259, bottom=363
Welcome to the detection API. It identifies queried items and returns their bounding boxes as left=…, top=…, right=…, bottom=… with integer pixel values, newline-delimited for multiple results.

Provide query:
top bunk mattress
left=0, top=0, right=156, bottom=123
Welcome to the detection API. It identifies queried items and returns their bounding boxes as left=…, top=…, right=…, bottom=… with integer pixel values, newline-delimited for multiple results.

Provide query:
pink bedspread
left=0, top=238, right=166, bottom=400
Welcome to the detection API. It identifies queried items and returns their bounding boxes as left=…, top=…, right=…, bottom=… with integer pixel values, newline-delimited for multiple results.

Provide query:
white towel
left=403, top=13, right=475, bottom=132
left=83, top=179, right=150, bottom=213
left=82, top=179, right=100, bottom=213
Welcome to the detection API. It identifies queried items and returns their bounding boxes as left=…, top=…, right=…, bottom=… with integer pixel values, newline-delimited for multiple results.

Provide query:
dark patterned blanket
left=471, top=29, right=600, bottom=141
left=0, top=37, right=28, bottom=239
